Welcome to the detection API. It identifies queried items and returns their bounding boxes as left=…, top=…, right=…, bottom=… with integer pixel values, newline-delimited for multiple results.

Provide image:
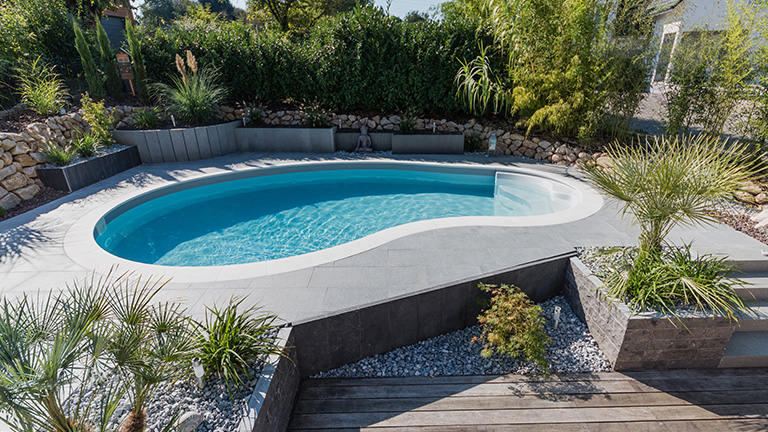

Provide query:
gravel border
left=315, top=296, right=611, bottom=378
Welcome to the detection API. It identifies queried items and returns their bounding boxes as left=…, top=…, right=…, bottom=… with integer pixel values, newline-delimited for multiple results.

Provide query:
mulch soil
left=0, top=109, right=50, bottom=134
left=1, top=186, right=69, bottom=222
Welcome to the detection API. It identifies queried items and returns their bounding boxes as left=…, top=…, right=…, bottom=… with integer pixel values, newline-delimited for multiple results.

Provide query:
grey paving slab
left=1, top=152, right=767, bottom=328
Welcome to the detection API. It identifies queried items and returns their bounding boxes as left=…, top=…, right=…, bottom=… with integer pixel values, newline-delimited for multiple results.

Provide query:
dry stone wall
left=0, top=106, right=137, bottom=211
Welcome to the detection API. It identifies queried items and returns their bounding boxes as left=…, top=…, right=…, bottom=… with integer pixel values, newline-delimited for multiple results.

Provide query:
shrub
left=398, top=109, right=418, bottom=134
left=597, top=246, right=752, bottom=322
left=133, top=107, right=161, bottom=129
left=81, top=93, right=115, bottom=145
left=126, top=20, right=150, bottom=104
left=473, top=283, right=550, bottom=372
left=152, top=51, right=226, bottom=125
left=14, top=56, right=69, bottom=116
left=303, top=101, right=328, bottom=127
left=0, top=206, right=6, bottom=218
left=73, top=134, right=99, bottom=158
left=194, top=296, right=283, bottom=392
left=464, top=131, right=482, bottom=152
left=42, top=141, right=76, bottom=166
left=244, top=104, right=266, bottom=125
left=96, top=20, right=123, bottom=100
left=73, top=21, right=104, bottom=100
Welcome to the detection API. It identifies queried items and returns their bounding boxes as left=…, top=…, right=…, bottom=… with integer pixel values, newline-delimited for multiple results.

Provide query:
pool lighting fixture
left=171, top=115, right=176, bottom=127
left=192, top=357, right=205, bottom=389
left=554, top=306, right=562, bottom=329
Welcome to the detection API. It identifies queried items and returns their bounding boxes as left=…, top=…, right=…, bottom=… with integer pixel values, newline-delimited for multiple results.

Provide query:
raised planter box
left=36, top=145, right=141, bottom=192
left=238, top=327, right=298, bottom=432
left=236, top=126, right=337, bottom=153
left=563, top=256, right=736, bottom=371
left=391, top=133, right=464, bottom=154
left=113, top=121, right=240, bottom=164
left=335, top=131, right=393, bottom=152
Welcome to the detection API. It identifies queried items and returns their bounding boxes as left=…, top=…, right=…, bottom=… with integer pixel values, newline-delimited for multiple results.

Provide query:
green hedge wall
left=139, top=7, right=495, bottom=115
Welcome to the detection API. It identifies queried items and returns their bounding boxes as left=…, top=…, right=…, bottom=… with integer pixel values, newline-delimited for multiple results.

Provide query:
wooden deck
left=289, top=369, right=768, bottom=431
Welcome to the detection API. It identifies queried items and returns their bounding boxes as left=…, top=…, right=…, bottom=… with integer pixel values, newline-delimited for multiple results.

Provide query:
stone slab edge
left=238, top=327, right=298, bottom=432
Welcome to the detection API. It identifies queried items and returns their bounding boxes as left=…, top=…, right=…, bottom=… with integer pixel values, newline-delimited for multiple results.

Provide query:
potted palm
left=566, top=134, right=765, bottom=370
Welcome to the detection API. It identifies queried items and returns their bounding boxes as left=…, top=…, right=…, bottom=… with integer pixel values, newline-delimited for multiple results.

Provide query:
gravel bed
left=315, top=296, right=611, bottom=378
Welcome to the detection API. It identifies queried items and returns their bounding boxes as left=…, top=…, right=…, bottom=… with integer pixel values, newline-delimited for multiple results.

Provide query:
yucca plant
left=73, top=134, right=99, bottom=158
left=194, top=297, right=283, bottom=395
left=107, top=276, right=193, bottom=432
left=152, top=50, right=226, bottom=125
left=42, top=141, right=77, bottom=166
left=14, top=56, right=69, bottom=116
left=581, top=134, right=765, bottom=320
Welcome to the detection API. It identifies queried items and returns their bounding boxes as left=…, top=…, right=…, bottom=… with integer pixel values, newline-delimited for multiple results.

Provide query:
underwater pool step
left=720, top=332, right=768, bottom=368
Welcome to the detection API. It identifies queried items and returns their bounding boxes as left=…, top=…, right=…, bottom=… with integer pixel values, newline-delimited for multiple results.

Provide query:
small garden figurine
left=354, top=125, right=373, bottom=153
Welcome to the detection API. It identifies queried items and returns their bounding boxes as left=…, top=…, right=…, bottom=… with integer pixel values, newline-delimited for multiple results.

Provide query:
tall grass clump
left=73, top=21, right=104, bottom=100
left=580, top=135, right=766, bottom=320
left=14, top=56, right=69, bottom=116
left=42, top=141, right=77, bottom=166
left=152, top=50, right=226, bottom=125
left=194, top=296, right=283, bottom=393
left=96, top=20, right=123, bottom=100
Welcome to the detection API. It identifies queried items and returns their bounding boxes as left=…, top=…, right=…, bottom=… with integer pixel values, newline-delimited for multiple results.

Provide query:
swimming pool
left=93, top=164, right=589, bottom=267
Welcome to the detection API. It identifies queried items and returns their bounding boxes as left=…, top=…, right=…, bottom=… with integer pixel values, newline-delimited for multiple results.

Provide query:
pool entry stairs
left=721, top=270, right=768, bottom=368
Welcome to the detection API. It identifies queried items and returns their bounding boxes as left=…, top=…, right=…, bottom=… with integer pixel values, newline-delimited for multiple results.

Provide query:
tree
left=404, top=10, right=429, bottom=23
left=125, top=20, right=149, bottom=103
left=248, top=0, right=371, bottom=31
left=96, top=19, right=123, bottom=100
left=140, top=0, right=193, bottom=26
left=200, top=0, right=235, bottom=19
left=73, top=21, right=104, bottom=100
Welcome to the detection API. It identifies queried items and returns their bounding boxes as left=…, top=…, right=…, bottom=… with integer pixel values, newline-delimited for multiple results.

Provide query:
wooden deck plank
left=296, top=376, right=767, bottom=400
left=293, top=390, right=768, bottom=414
left=301, top=368, right=768, bottom=388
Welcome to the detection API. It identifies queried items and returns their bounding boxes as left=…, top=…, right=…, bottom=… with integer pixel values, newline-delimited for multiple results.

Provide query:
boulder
left=11, top=143, right=30, bottom=155
left=734, top=191, right=756, bottom=205
left=0, top=165, right=17, bottom=182
left=175, top=411, right=205, bottom=432
left=14, top=184, right=39, bottom=201
left=756, top=193, right=768, bottom=205
left=1, top=152, right=11, bottom=167
left=1, top=140, right=15, bottom=151
left=0, top=191, right=21, bottom=210
left=14, top=154, right=36, bottom=167
left=22, top=167, right=36, bottom=178
left=1, top=172, right=27, bottom=191
left=739, top=181, right=763, bottom=195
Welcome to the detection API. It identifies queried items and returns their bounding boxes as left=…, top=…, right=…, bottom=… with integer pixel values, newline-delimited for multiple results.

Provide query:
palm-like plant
left=107, top=277, right=193, bottom=432
left=0, top=280, right=113, bottom=432
left=581, top=134, right=766, bottom=319
left=581, top=134, right=765, bottom=254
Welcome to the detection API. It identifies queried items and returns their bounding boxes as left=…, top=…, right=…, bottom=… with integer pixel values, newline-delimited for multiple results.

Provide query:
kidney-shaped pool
left=93, top=162, right=601, bottom=267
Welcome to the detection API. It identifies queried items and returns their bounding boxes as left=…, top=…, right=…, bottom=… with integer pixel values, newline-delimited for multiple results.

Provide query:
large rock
left=1, top=152, right=11, bottom=166
left=0, top=191, right=21, bottom=210
left=0, top=165, right=16, bottom=182
left=14, top=184, right=39, bottom=201
left=175, top=411, right=204, bottom=432
left=1, top=172, right=27, bottom=191
left=756, top=193, right=768, bottom=205
left=1, top=140, right=15, bottom=151
left=13, top=154, right=36, bottom=167
left=11, top=143, right=30, bottom=155
left=739, top=181, right=763, bottom=195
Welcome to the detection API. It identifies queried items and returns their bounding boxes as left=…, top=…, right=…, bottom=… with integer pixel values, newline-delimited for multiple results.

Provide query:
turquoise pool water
left=95, top=168, right=565, bottom=266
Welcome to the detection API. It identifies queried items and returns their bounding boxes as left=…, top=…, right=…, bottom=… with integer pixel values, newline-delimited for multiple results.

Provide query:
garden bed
left=563, top=255, right=736, bottom=371
left=36, top=145, right=141, bottom=192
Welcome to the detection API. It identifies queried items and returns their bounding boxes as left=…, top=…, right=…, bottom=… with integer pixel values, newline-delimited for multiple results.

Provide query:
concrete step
left=732, top=272, right=768, bottom=300
left=736, top=300, right=768, bottom=332
left=720, top=332, right=768, bottom=368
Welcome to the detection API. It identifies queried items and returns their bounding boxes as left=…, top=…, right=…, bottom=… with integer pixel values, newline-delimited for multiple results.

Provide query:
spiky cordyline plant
left=581, top=134, right=765, bottom=254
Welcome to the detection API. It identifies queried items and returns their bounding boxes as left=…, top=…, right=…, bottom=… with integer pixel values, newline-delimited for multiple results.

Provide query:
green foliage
left=303, top=101, right=328, bottom=127
left=95, top=20, right=123, bottom=100
left=463, top=131, right=482, bottom=152
left=244, top=104, right=266, bottom=125
left=474, top=283, right=550, bottom=372
left=14, top=56, right=69, bottom=116
left=194, top=297, right=283, bottom=392
left=398, top=109, right=417, bottom=134
left=580, top=134, right=765, bottom=254
left=42, top=141, right=77, bottom=166
left=73, top=134, right=99, bottom=158
left=456, top=0, right=654, bottom=140
left=126, top=21, right=150, bottom=105
left=152, top=51, right=227, bottom=125
left=249, top=0, right=372, bottom=31
left=0, top=206, right=6, bottom=218
left=80, top=93, right=115, bottom=145
left=73, top=21, right=104, bottom=100
left=138, top=6, right=490, bottom=114
left=595, top=246, right=752, bottom=322
left=140, top=0, right=194, bottom=27
left=134, top=107, right=162, bottom=129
